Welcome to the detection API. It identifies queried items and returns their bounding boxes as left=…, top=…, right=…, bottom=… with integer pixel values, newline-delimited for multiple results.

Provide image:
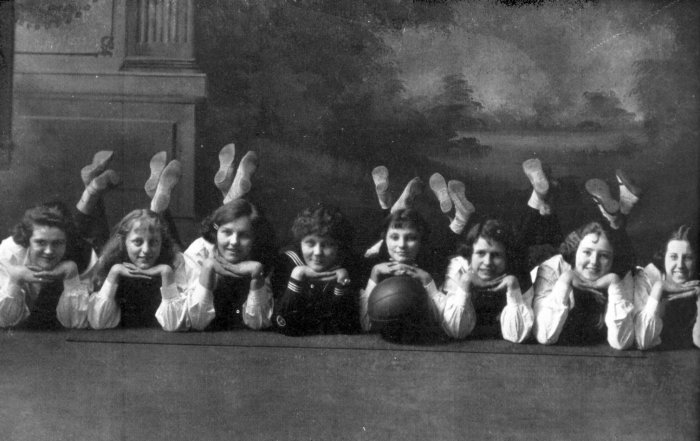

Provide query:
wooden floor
left=0, top=329, right=697, bottom=441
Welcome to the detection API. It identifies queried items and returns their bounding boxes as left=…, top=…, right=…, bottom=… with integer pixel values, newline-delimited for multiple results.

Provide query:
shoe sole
left=144, top=151, right=167, bottom=199
left=151, top=160, right=182, bottom=212
left=522, top=158, right=549, bottom=195
left=214, top=143, right=236, bottom=193
left=447, top=180, right=475, bottom=215
left=585, top=178, right=619, bottom=214
left=228, top=151, right=258, bottom=200
left=391, top=177, right=423, bottom=213
left=81, top=150, right=114, bottom=186
left=429, top=173, right=452, bottom=213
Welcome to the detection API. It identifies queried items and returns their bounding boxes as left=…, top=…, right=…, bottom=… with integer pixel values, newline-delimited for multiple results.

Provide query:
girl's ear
left=213, top=224, right=219, bottom=230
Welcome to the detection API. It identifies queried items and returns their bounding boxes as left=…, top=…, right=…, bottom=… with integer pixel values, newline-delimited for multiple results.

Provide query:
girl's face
left=664, top=239, right=696, bottom=284
left=28, top=224, right=67, bottom=270
left=575, top=232, right=613, bottom=281
left=385, top=223, right=421, bottom=264
left=216, top=216, right=254, bottom=264
left=470, top=236, right=507, bottom=282
left=126, top=221, right=162, bottom=270
left=301, top=234, right=339, bottom=272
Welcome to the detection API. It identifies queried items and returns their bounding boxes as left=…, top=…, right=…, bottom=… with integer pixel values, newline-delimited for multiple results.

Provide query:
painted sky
left=385, top=0, right=683, bottom=121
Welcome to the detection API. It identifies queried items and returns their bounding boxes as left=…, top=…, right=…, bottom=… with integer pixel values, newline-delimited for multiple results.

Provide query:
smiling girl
left=87, top=209, right=197, bottom=330
left=360, top=208, right=452, bottom=342
left=184, top=199, right=277, bottom=331
left=0, top=204, right=90, bottom=329
left=532, top=221, right=635, bottom=348
left=272, top=203, right=359, bottom=335
left=634, top=225, right=700, bottom=349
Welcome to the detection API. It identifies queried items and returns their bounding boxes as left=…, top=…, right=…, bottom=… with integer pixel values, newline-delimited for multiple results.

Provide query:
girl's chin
left=670, top=275, right=688, bottom=284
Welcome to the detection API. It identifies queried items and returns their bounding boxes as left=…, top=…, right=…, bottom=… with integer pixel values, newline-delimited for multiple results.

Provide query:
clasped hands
left=108, top=262, right=175, bottom=286
left=654, top=279, right=700, bottom=302
left=459, top=269, right=519, bottom=294
left=292, top=265, right=350, bottom=286
left=370, top=262, right=432, bottom=286
left=3, top=260, right=79, bottom=284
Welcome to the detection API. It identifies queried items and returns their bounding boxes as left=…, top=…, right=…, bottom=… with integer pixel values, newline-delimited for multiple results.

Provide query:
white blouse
left=87, top=252, right=199, bottom=331
left=532, top=254, right=635, bottom=349
left=441, top=256, right=534, bottom=343
left=183, top=237, right=273, bottom=330
left=0, top=236, right=96, bottom=328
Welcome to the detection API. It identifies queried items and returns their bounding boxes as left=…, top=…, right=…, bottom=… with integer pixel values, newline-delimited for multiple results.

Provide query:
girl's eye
left=389, top=234, right=399, bottom=241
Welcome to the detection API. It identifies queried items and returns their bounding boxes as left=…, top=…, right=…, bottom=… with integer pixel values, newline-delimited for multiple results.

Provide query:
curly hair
left=456, top=219, right=524, bottom=277
left=290, top=203, right=354, bottom=255
left=199, top=199, right=277, bottom=272
left=92, top=209, right=178, bottom=286
left=652, top=225, right=698, bottom=276
left=12, top=201, right=77, bottom=248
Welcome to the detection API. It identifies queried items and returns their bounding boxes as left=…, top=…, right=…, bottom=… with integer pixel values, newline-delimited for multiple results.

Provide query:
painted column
left=122, top=0, right=197, bottom=71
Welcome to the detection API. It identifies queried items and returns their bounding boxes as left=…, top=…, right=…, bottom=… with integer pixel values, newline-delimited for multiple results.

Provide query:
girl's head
left=12, top=202, right=76, bottom=270
left=291, top=203, right=354, bottom=272
left=560, top=222, right=614, bottom=281
left=380, top=209, right=429, bottom=264
left=99, top=209, right=176, bottom=272
left=654, top=225, right=697, bottom=284
left=459, top=219, right=518, bottom=282
left=201, top=199, right=276, bottom=266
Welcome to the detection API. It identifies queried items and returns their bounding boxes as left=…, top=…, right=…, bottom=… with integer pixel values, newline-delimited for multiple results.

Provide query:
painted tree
left=426, top=73, right=483, bottom=136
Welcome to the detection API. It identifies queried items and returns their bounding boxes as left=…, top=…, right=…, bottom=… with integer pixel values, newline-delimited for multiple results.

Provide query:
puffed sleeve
left=500, top=285, right=534, bottom=344
left=56, top=275, right=90, bottom=329
left=184, top=237, right=213, bottom=267
left=241, top=276, right=273, bottom=330
left=186, top=279, right=215, bottom=331
left=87, top=279, right=121, bottom=329
left=533, top=255, right=571, bottom=345
left=155, top=253, right=198, bottom=332
left=0, top=267, right=30, bottom=327
left=632, top=265, right=663, bottom=350
left=604, top=271, right=635, bottom=350
left=693, top=296, right=700, bottom=349
left=439, top=256, right=475, bottom=339
left=359, top=278, right=376, bottom=332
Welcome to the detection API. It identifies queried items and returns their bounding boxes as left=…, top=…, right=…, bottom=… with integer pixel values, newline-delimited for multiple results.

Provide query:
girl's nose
left=313, top=244, right=322, bottom=255
left=230, top=233, right=239, bottom=245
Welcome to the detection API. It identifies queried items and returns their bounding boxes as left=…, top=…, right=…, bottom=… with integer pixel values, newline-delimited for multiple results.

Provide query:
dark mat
left=65, top=329, right=646, bottom=358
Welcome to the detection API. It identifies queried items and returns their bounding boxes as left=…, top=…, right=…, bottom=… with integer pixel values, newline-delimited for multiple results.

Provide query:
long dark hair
left=200, top=199, right=277, bottom=274
left=652, top=225, right=698, bottom=277
left=93, top=209, right=178, bottom=287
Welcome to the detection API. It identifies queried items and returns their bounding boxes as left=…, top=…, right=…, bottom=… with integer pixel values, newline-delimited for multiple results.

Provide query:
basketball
left=368, top=276, right=427, bottom=324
